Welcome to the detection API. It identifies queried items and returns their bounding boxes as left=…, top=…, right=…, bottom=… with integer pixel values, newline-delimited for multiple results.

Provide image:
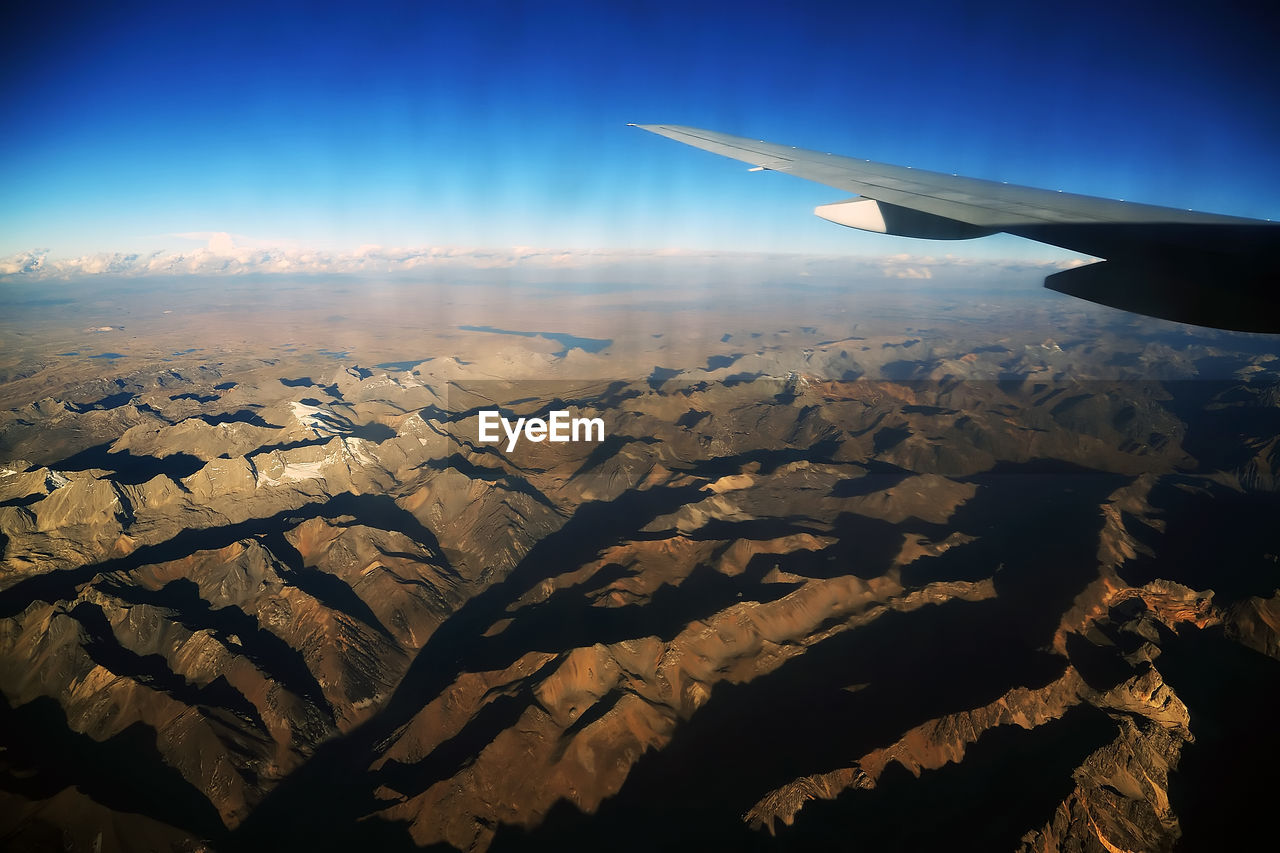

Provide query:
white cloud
left=0, top=248, right=50, bottom=275
left=0, top=242, right=1077, bottom=285
left=884, top=265, right=933, bottom=279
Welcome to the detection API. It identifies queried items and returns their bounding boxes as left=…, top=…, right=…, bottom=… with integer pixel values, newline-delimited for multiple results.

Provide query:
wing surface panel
left=632, top=124, right=1260, bottom=230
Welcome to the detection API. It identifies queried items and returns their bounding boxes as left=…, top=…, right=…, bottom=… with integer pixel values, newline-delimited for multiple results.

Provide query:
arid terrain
left=2, top=273, right=1278, bottom=851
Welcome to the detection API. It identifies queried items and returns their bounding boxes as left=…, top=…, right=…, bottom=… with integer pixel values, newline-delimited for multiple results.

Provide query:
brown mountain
left=2, top=325, right=1279, bottom=852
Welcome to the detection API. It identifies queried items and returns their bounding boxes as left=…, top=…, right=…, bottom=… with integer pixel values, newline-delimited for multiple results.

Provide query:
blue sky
left=2, top=0, right=1276, bottom=271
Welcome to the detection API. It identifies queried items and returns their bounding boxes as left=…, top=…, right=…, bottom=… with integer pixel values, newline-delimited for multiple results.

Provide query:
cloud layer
left=0, top=234, right=1087, bottom=286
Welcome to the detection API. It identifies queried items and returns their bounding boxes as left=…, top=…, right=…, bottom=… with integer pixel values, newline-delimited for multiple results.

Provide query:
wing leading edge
left=632, top=123, right=1279, bottom=333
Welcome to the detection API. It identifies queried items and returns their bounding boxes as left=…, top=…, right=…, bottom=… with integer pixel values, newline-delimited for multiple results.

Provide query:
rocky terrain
left=1, top=283, right=1279, bottom=852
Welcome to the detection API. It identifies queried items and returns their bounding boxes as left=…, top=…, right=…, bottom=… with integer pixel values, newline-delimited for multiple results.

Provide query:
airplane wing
left=632, top=124, right=1279, bottom=333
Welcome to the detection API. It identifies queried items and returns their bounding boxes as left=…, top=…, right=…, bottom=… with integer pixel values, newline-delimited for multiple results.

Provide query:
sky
left=2, top=0, right=1277, bottom=279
